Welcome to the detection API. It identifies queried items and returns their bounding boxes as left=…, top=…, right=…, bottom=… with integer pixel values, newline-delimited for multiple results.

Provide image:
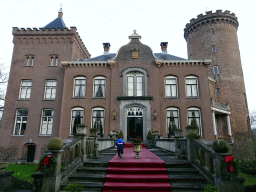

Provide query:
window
left=166, top=108, right=179, bottom=135
left=93, top=77, right=106, bottom=98
left=212, top=46, right=216, bottom=53
left=92, top=107, right=104, bottom=136
left=216, top=88, right=220, bottom=95
left=71, top=107, right=84, bottom=135
left=74, top=77, right=86, bottom=97
left=165, top=76, right=178, bottom=97
left=13, top=109, right=28, bottom=135
left=213, top=66, right=219, bottom=75
left=44, top=80, right=57, bottom=99
left=19, top=80, right=32, bottom=99
left=127, top=72, right=143, bottom=96
left=187, top=107, right=202, bottom=136
left=49, top=55, right=58, bottom=66
left=189, top=54, right=192, bottom=60
left=40, top=109, right=53, bottom=135
left=25, top=55, right=34, bottom=66
left=185, top=76, right=199, bottom=97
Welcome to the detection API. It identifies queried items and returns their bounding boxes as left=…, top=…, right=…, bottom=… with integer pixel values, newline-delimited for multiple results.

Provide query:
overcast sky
left=0, top=0, right=255, bottom=111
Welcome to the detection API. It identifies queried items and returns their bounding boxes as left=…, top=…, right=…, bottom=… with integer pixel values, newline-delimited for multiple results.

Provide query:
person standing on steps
left=116, top=136, right=125, bottom=159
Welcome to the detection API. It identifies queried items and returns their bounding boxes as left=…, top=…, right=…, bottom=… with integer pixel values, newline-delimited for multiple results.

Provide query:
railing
left=61, top=137, right=81, bottom=167
left=85, top=138, right=95, bottom=158
left=156, top=138, right=175, bottom=152
left=175, top=138, right=188, bottom=158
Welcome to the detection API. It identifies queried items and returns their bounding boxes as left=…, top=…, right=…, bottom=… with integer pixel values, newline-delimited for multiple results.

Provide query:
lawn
left=6, top=163, right=39, bottom=182
left=239, top=172, right=256, bottom=186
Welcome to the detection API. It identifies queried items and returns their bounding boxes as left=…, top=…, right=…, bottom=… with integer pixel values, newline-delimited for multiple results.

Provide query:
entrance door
left=127, top=107, right=143, bottom=141
left=27, top=145, right=35, bottom=162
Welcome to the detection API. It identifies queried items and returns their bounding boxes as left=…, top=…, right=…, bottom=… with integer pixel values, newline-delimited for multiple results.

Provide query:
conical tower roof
left=43, top=8, right=66, bottom=29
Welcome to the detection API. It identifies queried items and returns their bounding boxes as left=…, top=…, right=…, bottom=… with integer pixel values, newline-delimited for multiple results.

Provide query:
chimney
left=58, top=8, right=63, bottom=18
left=160, top=42, right=168, bottom=54
left=103, top=43, right=110, bottom=55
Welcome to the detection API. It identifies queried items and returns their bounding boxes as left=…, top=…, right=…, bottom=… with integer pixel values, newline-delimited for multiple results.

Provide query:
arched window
left=185, top=76, right=199, bottom=97
left=71, top=107, right=84, bottom=135
left=74, top=77, right=86, bottom=98
left=93, top=76, right=106, bottom=98
left=122, top=67, right=147, bottom=97
left=187, top=107, right=202, bottom=136
left=165, top=76, right=178, bottom=97
left=92, top=107, right=105, bottom=136
left=166, top=107, right=180, bottom=135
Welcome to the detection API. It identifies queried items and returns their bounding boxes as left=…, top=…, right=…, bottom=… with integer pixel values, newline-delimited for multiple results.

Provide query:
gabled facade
left=0, top=9, right=250, bottom=162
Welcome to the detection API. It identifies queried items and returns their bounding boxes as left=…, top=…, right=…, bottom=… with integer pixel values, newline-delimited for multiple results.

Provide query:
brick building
left=0, top=9, right=250, bottom=162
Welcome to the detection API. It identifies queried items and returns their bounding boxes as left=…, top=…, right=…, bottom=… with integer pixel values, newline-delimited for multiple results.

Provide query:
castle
left=0, top=9, right=250, bottom=162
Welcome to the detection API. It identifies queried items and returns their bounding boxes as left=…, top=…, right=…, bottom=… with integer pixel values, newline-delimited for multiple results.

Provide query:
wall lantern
left=112, top=109, right=116, bottom=120
left=153, top=110, right=157, bottom=120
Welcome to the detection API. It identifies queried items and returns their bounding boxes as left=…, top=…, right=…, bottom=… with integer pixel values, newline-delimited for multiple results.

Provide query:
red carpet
left=103, top=143, right=172, bottom=192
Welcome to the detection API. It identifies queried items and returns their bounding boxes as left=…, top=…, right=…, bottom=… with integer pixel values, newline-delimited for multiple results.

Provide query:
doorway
left=27, top=145, right=35, bottom=162
left=127, top=107, right=143, bottom=141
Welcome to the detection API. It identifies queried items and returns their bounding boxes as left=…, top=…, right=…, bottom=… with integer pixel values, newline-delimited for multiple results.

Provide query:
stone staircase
left=60, top=147, right=211, bottom=192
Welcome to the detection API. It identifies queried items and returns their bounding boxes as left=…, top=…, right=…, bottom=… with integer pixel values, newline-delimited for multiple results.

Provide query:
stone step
left=168, top=174, right=207, bottom=184
left=76, top=166, right=108, bottom=174
left=60, top=181, right=103, bottom=191
left=82, top=161, right=109, bottom=168
left=167, top=168, right=199, bottom=175
left=165, top=160, right=192, bottom=168
left=69, top=173, right=106, bottom=182
left=171, top=183, right=210, bottom=192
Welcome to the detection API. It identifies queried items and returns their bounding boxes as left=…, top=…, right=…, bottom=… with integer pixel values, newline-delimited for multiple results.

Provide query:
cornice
left=155, top=59, right=211, bottom=67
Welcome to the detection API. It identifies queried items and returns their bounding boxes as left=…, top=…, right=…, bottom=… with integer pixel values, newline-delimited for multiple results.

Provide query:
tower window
left=189, top=54, right=192, bottom=60
left=25, top=55, right=35, bottom=66
left=213, top=66, right=219, bottom=74
left=49, top=55, right=59, bottom=66
left=217, top=88, right=220, bottom=95
left=212, top=46, right=216, bottom=53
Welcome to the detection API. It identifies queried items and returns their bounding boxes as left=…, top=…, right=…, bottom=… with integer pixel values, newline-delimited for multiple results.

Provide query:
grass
left=239, top=172, right=256, bottom=186
left=6, top=163, right=39, bottom=182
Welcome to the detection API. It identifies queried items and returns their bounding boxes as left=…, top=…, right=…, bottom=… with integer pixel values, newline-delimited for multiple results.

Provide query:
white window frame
left=213, top=66, right=219, bottom=75
left=127, top=72, right=144, bottom=96
left=187, top=107, right=202, bottom=136
left=185, top=76, right=199, bottom=97
left=166, top=107, right=180, bottom=135
left=44, top=80, right=57, bottom=99
left=19, top=80, right=32, bottom=99
left=92, top=107, right=105, bottom=136
left=70, top=107, right=84, bottom=135
left=25, top=55, right=34, bottom=66
left=165, top=76, right=178, bottom=97
left=73, top=77, right=86, bottom=98
left=93, top=76, right=106, bottom=98
left=40, top=109, right=54, bottom=135
left=13, top=109, right=28, bottom=135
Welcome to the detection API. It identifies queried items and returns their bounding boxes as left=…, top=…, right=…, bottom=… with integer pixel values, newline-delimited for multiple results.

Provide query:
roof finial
left=129, top=30, right=141, bottom=39
left=58, top=5, right=63, bottom=18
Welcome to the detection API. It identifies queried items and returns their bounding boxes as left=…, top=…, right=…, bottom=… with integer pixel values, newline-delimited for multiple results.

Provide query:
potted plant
left=132, top=137, right=143, bottom=159
left=90, top=128, right=98, bottom=137
left=147, top=130, right=153, bottom=141
left=75, top=124, right=87, bottom=134
left=174, top=129, right=183, bottom=137
left=118, top=130, right=124, bottom=139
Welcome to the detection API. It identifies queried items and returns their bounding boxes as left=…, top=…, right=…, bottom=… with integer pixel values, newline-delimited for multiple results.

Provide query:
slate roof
left=43, top=17, right=66, bottom=29
left=85, top=53, right=185, bottom=61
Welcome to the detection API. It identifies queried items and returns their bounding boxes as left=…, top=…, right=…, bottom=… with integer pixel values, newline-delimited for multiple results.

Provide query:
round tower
left=184, top=10, right=250, bottom=137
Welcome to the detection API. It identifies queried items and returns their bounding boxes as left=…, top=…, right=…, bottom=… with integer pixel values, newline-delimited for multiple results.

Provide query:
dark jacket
left=116, top=138, right=125, bottom=150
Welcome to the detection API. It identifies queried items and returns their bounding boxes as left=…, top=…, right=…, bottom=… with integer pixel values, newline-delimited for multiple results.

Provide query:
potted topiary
left=47, top=137, right=63, bottom=150
left=212, top=139, right=230, bottom=153
left=147, top=130, right=153, bottom=141
left=118, top=130, right=124, bottom=139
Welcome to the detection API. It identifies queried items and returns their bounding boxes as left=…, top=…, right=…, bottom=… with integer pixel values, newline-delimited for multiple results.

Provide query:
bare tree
left=249, top=109, right=256, bottom=129
left=0, top=146, right=18, bottom=162
left=0, top=63, right=9, bottom=117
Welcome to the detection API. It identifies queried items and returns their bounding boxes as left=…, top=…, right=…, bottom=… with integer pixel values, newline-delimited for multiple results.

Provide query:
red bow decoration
left=224, top=156, right=234, bottom=172
left=36, top=155, right=53, bottom=171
